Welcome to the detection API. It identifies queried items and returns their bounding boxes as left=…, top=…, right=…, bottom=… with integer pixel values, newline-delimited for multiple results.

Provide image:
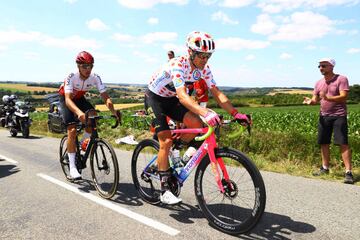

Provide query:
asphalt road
left=0, top=129, right=359, bottom=240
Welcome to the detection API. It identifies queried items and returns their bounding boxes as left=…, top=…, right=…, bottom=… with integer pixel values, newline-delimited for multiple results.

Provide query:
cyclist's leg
left=60, top=96, right=81, bottom=179
left=146, top=90, right=182, bottom=204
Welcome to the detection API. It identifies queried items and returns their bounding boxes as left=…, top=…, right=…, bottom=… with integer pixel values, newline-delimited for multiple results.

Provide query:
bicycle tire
left=59, top=135, right=71, bottom=179
left=194, top=148, right=266, bottom=235
left=131, top=139, right=161, bottom=204
left=90, top=139, right=119, bottom=199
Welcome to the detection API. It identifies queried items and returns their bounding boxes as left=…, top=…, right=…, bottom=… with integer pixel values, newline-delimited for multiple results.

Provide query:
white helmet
left=186, top=31, right=215, bottom=53
left=2, top=95, right=10, bottom=103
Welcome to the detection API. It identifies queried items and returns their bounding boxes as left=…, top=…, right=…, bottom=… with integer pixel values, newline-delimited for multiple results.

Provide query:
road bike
left=59, top=110, right=120, bottom=199
left=131, top=117, right=266, bottom=234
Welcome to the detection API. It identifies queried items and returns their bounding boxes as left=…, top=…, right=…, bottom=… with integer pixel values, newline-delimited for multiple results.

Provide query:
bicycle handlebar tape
left=195, top=126, right=213, bottom=141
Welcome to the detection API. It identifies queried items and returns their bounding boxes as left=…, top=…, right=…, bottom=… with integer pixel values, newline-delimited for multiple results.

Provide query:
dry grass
left=96, top=103, right=143, bottom=111
left=0, top=83, right=58, bottom=92
left=267, top=88, right=313, bottom=96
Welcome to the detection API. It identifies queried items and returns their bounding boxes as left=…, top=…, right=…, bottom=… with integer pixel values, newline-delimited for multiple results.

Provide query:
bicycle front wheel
left=90, top=139, right=119, bottom=199
left=194, top=148, right=266, bottom=235
left=131, top=139, right=161, bottom=204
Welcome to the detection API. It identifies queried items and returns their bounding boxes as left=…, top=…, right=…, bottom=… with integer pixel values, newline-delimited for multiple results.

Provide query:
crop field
left=0, top=83, right=58, bottom=93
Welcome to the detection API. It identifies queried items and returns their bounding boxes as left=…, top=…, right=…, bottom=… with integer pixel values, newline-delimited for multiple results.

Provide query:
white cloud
left=141, top=32, right=178, bottom=44
left=118, top=0, right=188, bottom=9
left=86, top=18, right=110, bottom=31
left=280, top=53, right=292, bottom=59
left=217, top=37, right=270, bottom=50
left=0, top=45, right=8, bottom=51
left=162, top=43, right=187, bottom=56
left=251, top=14, right=277, bottom=35
left=220, top=0, right=255, bottom=8
left=64, top=0, right=78, bottom=4
left=112, top=33, right=134, bottom=43
left=24, top=52, right=39, bottom=60
left=95, top=53, right=123, bottom=63
left=200, top=0, right=255, bottom=8
left=133, top=51, right=159, bottom=63
left=245, top=54, right=256, bottom=60
left=268, top=11, right=334, bottom=41
left=41, top=35, right=101, bottom=50
left=305, top=45, right=317, bottom=50
left=148, top=17, right=159, bottom=25
left=347, top=48, right=360, bottom=54
left=258, top=0, right=360, bottom=13
left=211, top=11, right=239, bottom=25
left=0, top=30, right=101, bottom=50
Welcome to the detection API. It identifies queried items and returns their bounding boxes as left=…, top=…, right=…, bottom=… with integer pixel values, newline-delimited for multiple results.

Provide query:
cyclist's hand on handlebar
left=204, top=110, right=221, bottom=127
left=233, top=113, right=251, bottom=126
left=78, top=112, right=86, bottom=123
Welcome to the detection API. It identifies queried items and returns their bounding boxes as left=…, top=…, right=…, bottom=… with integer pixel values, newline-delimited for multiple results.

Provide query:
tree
left=349, top=84, right=360, bottom=103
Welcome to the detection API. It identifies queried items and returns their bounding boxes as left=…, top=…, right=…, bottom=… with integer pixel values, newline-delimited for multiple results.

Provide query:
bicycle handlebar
left=195, top=114, right=252, bottom=141
left=84, top=109, right=121, bottom=129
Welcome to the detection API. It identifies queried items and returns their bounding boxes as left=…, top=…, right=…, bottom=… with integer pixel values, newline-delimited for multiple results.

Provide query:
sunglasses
left=195, top=52, right=212, bottom=60
left=79, top=64, right=93, bottom=69
left=318, top=64, right=329, bottom=68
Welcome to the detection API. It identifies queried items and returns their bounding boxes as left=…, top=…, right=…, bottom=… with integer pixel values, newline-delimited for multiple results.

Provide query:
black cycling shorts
left=318, top=116, right=348, bottom=145
left=145, top=89, right=189, bottom=133
left=59, top=95, right=94, bottom=126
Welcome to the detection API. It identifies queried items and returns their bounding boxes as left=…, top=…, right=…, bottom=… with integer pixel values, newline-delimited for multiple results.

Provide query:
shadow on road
left=6, top=135, right=43, bottom=140
left=239, top=211, right=316, bottom=240
left=161, top=202, right=315, bottom=239
left=112, top=183, right=144, bottom=206
left=0, top=159, right=20, bottom=178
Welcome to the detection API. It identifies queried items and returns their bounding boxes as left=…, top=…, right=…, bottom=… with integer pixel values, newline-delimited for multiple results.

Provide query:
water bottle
left=81, top=138, right=90, bottom=151
left=182, top=146, right=196, bottom=165
left=171, top=148, right=183, bottom=168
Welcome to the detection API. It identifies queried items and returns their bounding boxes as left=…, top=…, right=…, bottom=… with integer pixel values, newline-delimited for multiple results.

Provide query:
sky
left=0, top=0, right=359, bottom=88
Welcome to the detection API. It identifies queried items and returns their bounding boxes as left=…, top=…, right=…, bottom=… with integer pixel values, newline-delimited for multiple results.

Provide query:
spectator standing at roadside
left=303, top=58, right=354, bottom=184
left=167, top=50, right=175, bottom=60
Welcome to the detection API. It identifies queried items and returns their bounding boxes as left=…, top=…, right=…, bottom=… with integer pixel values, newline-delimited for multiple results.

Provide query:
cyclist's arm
left=100, top=92, right=117, bottom=115
left=64, top=93, right=84, bottom=118
left=177, top=86, right=208, bottom=117
left=210, top=86, right=236, bottom=114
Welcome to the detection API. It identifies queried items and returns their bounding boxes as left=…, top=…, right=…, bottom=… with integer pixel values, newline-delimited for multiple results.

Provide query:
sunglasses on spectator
left=196, top=52, right=212, bottom=60
left=318, top=64, right=329, bottom=68
left=79, top=64, right=93, bottom=69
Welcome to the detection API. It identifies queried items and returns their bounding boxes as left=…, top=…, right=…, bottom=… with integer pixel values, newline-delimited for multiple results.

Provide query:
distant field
left=0, top=83, right=58, bottom=93
left=267, top=88, right=313, bottom=96
left=36, top=103, right=143, bottom=112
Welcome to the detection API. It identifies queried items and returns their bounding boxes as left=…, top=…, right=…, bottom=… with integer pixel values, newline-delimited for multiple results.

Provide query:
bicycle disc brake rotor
left=222, top=179, right=238, bottom=199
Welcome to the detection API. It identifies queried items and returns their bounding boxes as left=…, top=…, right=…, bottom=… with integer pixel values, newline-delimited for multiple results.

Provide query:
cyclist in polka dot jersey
left=146, top=31, right=250, bottom=205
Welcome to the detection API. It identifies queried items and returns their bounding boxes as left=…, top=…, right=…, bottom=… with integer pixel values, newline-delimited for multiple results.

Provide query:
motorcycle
left=5, top=99, right=32, bottom=138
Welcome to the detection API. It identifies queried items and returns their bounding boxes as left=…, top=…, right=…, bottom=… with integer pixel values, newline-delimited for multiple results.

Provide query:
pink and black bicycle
left=131, top=116, right=266, bottom=234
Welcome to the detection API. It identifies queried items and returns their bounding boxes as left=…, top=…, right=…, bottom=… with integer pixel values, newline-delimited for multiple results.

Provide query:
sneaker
left=344, top=172, right=354, bottom=184
left=160, top=190, right=182, bottom=205
left=69, top=167, right=82, bottom=180
left=312, top=166, right=329, bottom=176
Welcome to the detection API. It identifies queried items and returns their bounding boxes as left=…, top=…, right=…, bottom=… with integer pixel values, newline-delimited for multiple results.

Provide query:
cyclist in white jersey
left=146, top=31, right=250, bottom=204
left=59, top=51, right=120, bottom=180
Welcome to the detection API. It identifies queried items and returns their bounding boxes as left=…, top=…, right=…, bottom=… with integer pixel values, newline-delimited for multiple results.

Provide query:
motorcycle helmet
left=2, top=95, right=10, bottom=103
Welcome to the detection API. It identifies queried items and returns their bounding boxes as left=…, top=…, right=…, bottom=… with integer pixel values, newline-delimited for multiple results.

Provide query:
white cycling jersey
left=59, top=72, right=106, bottom=100
left=148, top=55, right=216, bottom=97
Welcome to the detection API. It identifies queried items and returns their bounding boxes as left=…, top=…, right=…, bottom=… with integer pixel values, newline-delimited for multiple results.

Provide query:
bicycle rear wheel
left=131, top=139, right=161, bottom=204
left=90, top=139, right=119, bottom=199
left=194, top=148, right=266, bottom=235
left=59, top=135, right=70, bottom=179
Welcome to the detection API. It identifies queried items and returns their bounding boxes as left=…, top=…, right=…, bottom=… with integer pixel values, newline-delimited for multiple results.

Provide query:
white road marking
left=0, top=154, right=18, bottom=164
left=37, top=173, right=180, bottom=236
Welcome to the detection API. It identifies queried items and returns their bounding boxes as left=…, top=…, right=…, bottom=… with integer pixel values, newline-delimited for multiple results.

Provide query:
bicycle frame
left=145, top=126, right=229, bottom=193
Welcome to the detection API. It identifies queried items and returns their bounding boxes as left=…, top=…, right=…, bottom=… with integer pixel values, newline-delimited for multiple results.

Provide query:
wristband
left=230, top=109, right=238, bottom=117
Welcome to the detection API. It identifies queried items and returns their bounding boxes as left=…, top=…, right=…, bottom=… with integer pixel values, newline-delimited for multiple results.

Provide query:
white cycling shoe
left=160, top=190, right=182, bottom=205
left=69, top=167, right=82, bottom=180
